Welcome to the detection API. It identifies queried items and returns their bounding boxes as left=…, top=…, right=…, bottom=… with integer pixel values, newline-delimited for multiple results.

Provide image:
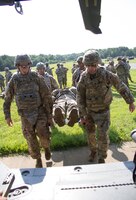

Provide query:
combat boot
left=98, top=158, right=105, bottom=163
left=67, top=109, right=78, bottom=127
left=45, top=148, right=51, bottom=160
left=54, top=107, right=65, bottom=127
left=89, top=151, right=98, bottom=162
left=35, top=158, right=43, bottom=168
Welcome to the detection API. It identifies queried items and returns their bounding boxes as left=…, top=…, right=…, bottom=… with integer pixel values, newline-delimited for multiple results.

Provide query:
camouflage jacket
left=45, top=66, right=53, bottom=76
left=115, top=61, right=129, bottom=76
left=3, top=71, right=53, bottom=119
left=43, top=72, right=59, bottom=92
left=77, top=67, right=134, bottom=117
left=72, top=68, right=85, bottom=87
left=106, top=64, right=116, bottom=74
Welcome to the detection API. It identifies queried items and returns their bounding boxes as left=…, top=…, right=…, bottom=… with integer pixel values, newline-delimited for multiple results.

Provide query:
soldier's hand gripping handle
left=6, top=118, right=13, bottom=127
left=129, top=103, right=135, bottom=113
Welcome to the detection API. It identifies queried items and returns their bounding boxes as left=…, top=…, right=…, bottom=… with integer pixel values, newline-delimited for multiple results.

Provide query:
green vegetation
left=0, top=46, right=136, bottom=71
left=0, top=63, right=136, bottom=156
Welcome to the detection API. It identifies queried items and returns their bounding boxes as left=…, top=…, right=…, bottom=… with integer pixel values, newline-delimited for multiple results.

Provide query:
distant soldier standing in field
left=106, top=60, right=116, bottom=74
left=115, top=57, right=129, bottom=87
left=45, top=62, right=53, bottom=76
left=122, top=57, right=134, bottom=84
left=77, top=50, right=135, bottom=164
left=55, top=63, right=64, bottom=89
left=60, top=63, right=69, bottom=88
left=0, top=73, right=5, bottom=92
left=71, top=63, right=78, bottom=74
left=3, top=55, right=53, bottom=168
left=4, top=67, right=12, bottom=86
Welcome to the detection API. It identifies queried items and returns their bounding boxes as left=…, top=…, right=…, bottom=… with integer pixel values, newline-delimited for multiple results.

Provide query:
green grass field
left=0, top=62, right=136, bottom=156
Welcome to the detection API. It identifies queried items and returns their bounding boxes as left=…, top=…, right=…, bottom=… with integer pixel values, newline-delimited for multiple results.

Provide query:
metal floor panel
left=4, top=161, right=136, bottom=200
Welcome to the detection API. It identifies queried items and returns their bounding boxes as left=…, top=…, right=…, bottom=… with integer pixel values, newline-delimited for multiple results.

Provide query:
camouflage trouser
left=85, top=109, right=110, bottom=159
left=62, top=77, right=67, bottom=88
left=53, top=98, right=78, bottom=120
left=21, top=108, right=51, bottom=160
left=57, top=77, right=63, bottom=89
left=0, top=80, right=5, bottom=92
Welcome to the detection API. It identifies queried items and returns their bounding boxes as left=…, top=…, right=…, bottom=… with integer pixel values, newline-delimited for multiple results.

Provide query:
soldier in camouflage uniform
left=71, top=63, right=78, bottom=74
left=122, top=57, right=134, bottom=84
left=77, top=50, right=135, bottom=164
left=52, top=87, right=79, bottom=127
left=36, top=62, right=59, bottom=92
left=60, top=63, right=69, bottom=89
left=106, top=60, right=116, bottom=74
left=55, top=63, right=64, bottom=89
left=5, top=67, right=12, bottom=86
left=3, top=55, right=53, bottom=168
left=72, top=56, right=86, bottom=87
left=45, top=62, right=53, bottom=76
left=0, top=73, right=5, bottom=92
left=115, top=57, right=129, bottom=87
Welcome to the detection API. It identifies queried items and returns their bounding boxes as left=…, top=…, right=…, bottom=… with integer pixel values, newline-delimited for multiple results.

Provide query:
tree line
left=0, top=46, right=136, bottom=71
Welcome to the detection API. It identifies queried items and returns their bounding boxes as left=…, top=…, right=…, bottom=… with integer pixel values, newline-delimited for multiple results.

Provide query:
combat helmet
left=109, top=60, right=114, bottom=65
left=5, top=67, right=9, bottom=71
left=36, top=62, right=45, bottom=70
left=83, top=50, right=101, bottom=65
left=14, top=54, right=32, bottom=67
left=76, top=56, right=83, bottom=63
left=117, top=56, right=122, bottom=61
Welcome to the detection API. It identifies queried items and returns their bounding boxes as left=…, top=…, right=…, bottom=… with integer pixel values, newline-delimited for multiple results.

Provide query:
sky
left=0, top=0, right=136, bottom=56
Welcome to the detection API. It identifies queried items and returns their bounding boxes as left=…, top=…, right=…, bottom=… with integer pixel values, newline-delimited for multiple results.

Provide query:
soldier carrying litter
left=77, top=50, right=135, bottom=164
left=3, top=54, right=53, bottom=168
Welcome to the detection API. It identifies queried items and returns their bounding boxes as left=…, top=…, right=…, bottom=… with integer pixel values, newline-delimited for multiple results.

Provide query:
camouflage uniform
left=60, top=63, right=69, bottom=88
left=52, top=87, right=79, bottom=127
left=106, top=60, right=116, bottom=74
left=71, top=63, right=78, bottom=74
left=43, top=72, right=59, bottom=92
left=77, top=50, right=135, bottom=163
left=45, top=62, right=53, bottom=76
left=36, top=62, right=59, bottom=92
left=5, top=67, right=12, bottom=86
left=72, top=56, right=86, bottom=87
left=115, top=57, right=129, bottom=87
left=55, top=63, right=64, bottom=89
left=122, top=58, right=133, bottom=83
left=3, top=55, right=53, bottom=168
left=0, top=73, right=5, bottom=92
